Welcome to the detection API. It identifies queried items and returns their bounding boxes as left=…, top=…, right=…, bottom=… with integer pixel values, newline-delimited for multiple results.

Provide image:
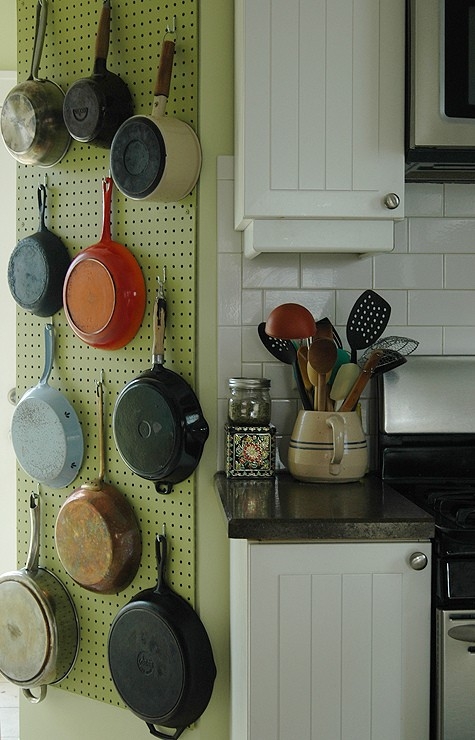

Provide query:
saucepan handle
left=146, top=722, right=185, bottom=739
left=22, top=685, right=47, bottom=704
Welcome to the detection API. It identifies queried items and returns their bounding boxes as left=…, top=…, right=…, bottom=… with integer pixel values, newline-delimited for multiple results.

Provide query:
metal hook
left=43, top=172, right=48, bottom=189
left=166, top=15, right=176, bottom=34
left=157, top=267, right=167, bottom=298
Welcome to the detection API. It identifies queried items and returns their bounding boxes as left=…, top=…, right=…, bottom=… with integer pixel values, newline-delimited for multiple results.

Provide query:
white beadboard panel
left=409, top=290, right=475, bottom=325
left=445, top=254, right=475, bottom=289
left=242, top=251, right=300, bottom=289
left=409, top=218, right=475, bottom=253
left=301, top=253, right=373, bottom=289
left=405, top=183, right=444, bottom=217
left=217, top=253, right=242, bottom=325
left=444, top=184, right=475, bottom=217
left=263, top=290, right=335, bottom=324
left=218, top=326, right=242, bottom=398
left=373, top=253, right=443, bottom=289
left=241, top=290, right=264, bottom=326
left=335, top=289, right=408, bottom=328
left=217, top=179, right=242, bottom=254
left=443, top=327, right=475, bottom=354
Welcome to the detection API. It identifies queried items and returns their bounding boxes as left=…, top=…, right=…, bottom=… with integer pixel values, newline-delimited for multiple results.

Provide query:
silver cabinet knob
left=384, top=193, right=400, bottom=210
left=409, top=552, right=428, bottom=570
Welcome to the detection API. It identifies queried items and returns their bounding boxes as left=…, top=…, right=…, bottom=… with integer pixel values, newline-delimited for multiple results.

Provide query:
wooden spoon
left=307, top=338, right=337, bottom=411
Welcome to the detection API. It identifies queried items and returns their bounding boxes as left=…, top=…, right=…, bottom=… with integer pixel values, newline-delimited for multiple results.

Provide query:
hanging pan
left=8, top=183, right=70, bottom=317
left=110, top=29, right=201, bottom=202
left=113, top=281, right=209, bottom=494
left=0, top=492, right=79, bottom=704
left=108, top=531, right=216, bottom=739
left=55, top=373, right=141, bottom=594
left=63, top=0, right=133, bottom=148
left=1, top=0, right=71, bottom=167
left=63, top=176, right=146, bottom=350
left=11, top=324, right=84, bottom=489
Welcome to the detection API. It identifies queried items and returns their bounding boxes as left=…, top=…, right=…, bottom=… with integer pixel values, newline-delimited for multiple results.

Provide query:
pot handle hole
left=146, top=722, right=185, bottom=739
left=22, top=685, right=47, bottom=704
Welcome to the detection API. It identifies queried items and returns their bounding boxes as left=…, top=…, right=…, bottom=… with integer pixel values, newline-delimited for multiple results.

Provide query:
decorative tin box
left=225, top=424, right=276, bottom=478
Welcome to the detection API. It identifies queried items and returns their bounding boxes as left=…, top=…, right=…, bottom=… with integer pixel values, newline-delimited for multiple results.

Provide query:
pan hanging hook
left=166, top=15, right=176, bottom=35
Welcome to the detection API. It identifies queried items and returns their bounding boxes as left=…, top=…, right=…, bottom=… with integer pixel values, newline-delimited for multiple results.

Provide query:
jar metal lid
left=228, top=377, right=271, bottom=389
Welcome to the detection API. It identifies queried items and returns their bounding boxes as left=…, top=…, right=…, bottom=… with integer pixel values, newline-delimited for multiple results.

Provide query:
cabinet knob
left=409, top=552, right=428, bottom=571
left=383, top=193, right=400, bottom=210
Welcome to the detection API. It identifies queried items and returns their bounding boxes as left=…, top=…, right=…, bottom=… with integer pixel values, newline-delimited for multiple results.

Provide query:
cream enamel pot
left=0, top=493, right=79, bottom=704
left=1, top=0, right=71, bottom=167
left=110, top=34, right=201, bottom=202
left=11, top=324, right=84, bottom=488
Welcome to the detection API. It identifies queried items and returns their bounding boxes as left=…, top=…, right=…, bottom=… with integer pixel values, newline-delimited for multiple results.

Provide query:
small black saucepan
left=8, top=184, right=70, bottom=317
left=63, top=0, right=133, bottom=148
left=108, top=532, right=216, bottom=739
left=112, top=283, right=209, bottom=494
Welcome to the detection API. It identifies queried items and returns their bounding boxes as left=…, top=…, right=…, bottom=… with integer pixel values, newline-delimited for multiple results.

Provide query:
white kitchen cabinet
left=235, top=0, right=405, bottom=257
left=230, top=540, right=431, bottom=740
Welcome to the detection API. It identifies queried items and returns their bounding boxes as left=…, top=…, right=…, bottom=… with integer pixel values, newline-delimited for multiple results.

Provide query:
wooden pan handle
left=339, top=350, right=384, bottom=412
left=95, top=0, right=111, bottom=62
left=153, top=38, right=176, bottom=98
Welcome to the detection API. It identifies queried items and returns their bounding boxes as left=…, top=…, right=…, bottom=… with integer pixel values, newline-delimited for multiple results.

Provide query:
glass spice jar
left=227, top=378, right=271, bottom=426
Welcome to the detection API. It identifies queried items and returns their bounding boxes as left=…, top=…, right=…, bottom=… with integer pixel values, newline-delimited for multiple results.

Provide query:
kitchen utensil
left=113, top=282, right=209, bottom=495
left=110, top=31, right=201, bottom=202
left=108, top=531, right=216, bottom=739
left=265, top=303, right=315, bottom=339
left=63, top=177, right=146, bottom=350
left=11, top=324, right=84, bottom=488
left=55, top=374, right=141, bottom=594
left=329, top=362, right=360, bottom=408
left=0, top=492, right=79, bottom=703
left=346, top=290, right=391, bottom=363
left=288, top=410, right=368, bottom=483
left=307, top=338, right=337, bottom=411
left=258, top=322, right=312, bottom=410
left=297, top=345, right=313, bottom=394
left=8, top=184, right=70, bottom=317
left=63, top=0, right=133, bottom=148
left=358, top=335, right=419, bottom=363
left=339, top=349, right=385, bottom=412
left=0, top=0, right=71, bottom=166
left=369, top=348, right=407, bottom=375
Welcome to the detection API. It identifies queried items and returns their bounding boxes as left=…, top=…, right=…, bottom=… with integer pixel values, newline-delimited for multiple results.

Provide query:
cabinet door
left=235, top=0, right=405, bottom=227
left=242, top=541, right=431, bottom=740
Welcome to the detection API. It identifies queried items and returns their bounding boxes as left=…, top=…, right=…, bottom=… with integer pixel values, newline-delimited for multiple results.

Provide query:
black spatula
left=346, top=290, right=391, bottom=363
left=258, top=322, right=312, bottom=410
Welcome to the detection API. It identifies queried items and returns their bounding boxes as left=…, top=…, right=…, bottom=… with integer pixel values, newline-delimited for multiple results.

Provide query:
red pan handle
left=99, top=176, right=113, bottom=243
left=154, top=38, right=176, bottom=98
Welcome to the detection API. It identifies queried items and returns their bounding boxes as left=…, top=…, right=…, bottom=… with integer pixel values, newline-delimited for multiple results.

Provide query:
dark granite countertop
left=215, top=471, right=434, bottom=541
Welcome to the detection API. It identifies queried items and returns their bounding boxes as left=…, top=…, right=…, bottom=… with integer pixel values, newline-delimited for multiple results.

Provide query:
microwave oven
left=406, top=0, right=475, bottom=182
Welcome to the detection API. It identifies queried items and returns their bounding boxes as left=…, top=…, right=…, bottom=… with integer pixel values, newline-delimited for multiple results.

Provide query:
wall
left=217, top=168, right=475, bottom=469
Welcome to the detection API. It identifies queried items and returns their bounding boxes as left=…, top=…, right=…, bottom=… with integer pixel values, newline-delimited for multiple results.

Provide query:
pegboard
left=14, top=0, right=200, bottom=707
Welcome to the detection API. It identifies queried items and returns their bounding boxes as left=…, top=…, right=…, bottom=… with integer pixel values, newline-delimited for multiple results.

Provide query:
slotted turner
left=346, top=290, right=391, bottom=363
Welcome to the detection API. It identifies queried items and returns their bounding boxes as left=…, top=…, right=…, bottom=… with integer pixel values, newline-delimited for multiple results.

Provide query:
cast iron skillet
left=112, top=285, right=209, bottom=494
left=108, top=532, right=216, bottom=739
left=63, top=0, right=133, bottom=148
left=8, top=184, right=70, bottom=317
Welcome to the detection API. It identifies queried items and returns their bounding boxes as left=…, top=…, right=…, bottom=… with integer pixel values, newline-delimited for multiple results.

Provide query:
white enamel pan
left=11, top=324, right=84, bottom=488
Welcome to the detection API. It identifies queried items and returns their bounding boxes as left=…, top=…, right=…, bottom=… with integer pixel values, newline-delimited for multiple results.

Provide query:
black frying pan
left=108, top=532, right=216, bottom=739
left=112, top=284, right=209, bottom=494
left=63, top=0, right=133, bottom=148
left=8, top=184, right=70, bottom=317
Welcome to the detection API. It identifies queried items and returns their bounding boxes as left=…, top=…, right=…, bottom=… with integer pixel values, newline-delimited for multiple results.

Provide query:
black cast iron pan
left=63, top=0, right=133, bottom=148
left=113, top=283, right=209, bottom=494
left=108, top=532, right=216, bottom=739
left=8, top=184, right=70, bottom=317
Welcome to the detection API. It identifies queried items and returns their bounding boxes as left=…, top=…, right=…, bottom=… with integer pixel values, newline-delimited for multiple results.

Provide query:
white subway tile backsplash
left=216, top=157, right=475, bottom=471
left=445, top=254, right=475, bottom=289
left=409, top=218, right=475, bottom=253
left=405, top=183, right=444, bottom=217
left=409, top=290, right=475, bottom=325
left=301, top=253, right=372, bottom=288
left=374, top=253, right=443, bottom=289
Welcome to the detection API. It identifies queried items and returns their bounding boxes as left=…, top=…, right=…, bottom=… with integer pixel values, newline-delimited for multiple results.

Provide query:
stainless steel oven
left=378, top=356, right=475, bottom=739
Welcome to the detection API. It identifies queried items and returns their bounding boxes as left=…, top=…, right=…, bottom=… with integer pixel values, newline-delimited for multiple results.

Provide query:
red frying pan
left=62, top=177, right=146, bottom=350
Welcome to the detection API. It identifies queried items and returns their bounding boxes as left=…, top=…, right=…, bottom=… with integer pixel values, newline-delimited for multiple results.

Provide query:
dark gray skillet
left=8, top=184, right=70, bottom=317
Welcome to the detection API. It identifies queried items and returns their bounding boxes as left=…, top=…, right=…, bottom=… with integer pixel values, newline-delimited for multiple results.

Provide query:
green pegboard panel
left=14, top=0, right=200, bottom=706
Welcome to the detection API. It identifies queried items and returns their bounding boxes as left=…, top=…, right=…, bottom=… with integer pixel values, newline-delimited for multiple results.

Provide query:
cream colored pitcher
left=288, top=410, right=368, bottom=483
